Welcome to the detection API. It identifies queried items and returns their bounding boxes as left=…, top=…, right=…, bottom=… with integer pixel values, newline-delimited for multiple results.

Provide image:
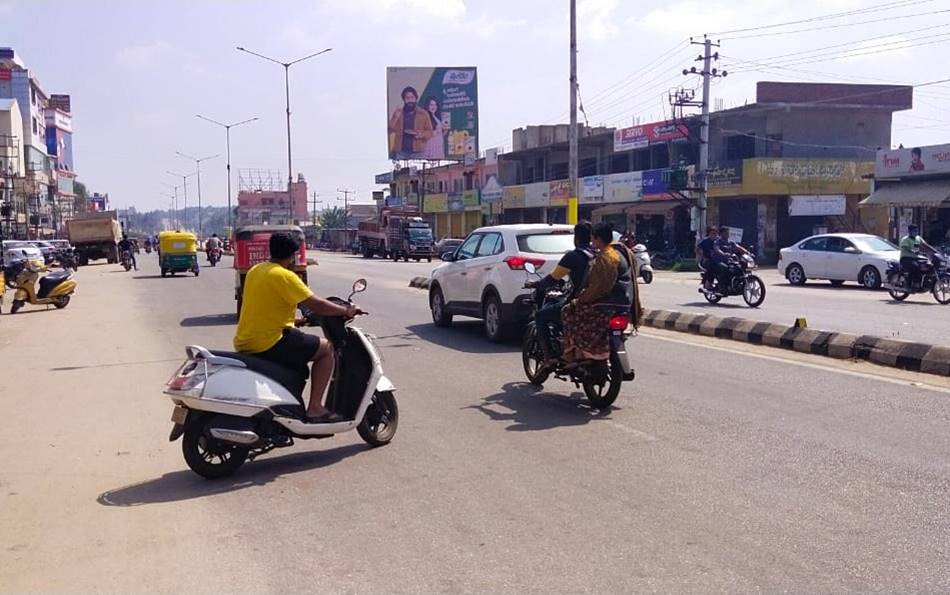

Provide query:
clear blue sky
left=4, top=0, right=950, bottom=211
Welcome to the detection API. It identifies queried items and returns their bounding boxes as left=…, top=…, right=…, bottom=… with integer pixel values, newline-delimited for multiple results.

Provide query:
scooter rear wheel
left=357, top=390, right=398, bottom=447
left=10, top=299, right=24, bottom=314
left=182, top=418, right=249, bottom=479
left=54, top=296, right=70, bottom=309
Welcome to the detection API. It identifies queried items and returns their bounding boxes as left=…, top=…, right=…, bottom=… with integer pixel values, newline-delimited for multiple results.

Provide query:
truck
left=66, top=210, right=122, bottom=266
left=357, top=207, right=434, bottom=262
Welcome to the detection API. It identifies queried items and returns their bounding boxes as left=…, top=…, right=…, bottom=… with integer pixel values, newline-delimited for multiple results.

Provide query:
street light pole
left=161, top=184, right=180, bottom=228
left=166, top=170, right=196, bottom=230
left=196, top=115, right=258, bottom=237
left=176, top=152, right=219, bottom=239
left=236, top=46, right=332, bottom=224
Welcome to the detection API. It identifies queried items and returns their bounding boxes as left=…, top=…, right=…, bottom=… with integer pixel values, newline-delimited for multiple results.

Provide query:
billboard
left=744, top=159, right=871, bottom=195
left=876, top=143, right=950, bottom=179
left=613, top=120, right=688, bottom=152
left=387, top=66, right=478, bottom=162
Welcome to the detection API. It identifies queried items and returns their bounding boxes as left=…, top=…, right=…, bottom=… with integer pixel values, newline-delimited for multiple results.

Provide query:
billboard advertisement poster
left=549, top=179, right=570, bottom=207
left=744, top=159, right=871, bottom=195
left=481, top=174, right=503, bottom=204
left=613, top=120, right=688, bottom=152
left=581, top=176, right=604, bottom=203
left=423, top=193, right=448, bottom=213
left=375, top=171, right=394, bottom=184
left=524, top=181, right=550, bottom=208
left=503, top=185, right=526, bottom=209
left=462, top=190, right=480, bottom=208
left=604, top=171, right=643, bottom=203
left=788, top=195, right=846, bottom=217
left=387, top=66, right=478, bottom=162
left=876, top=143, right=950, bottom=179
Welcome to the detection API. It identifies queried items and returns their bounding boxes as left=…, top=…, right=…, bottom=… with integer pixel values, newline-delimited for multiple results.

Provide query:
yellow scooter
left=4, top=259, right=77, bottom=313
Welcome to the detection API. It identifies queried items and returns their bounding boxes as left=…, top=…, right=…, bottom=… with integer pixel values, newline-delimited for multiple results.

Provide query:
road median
left=642, top=308, right=950, bottom=377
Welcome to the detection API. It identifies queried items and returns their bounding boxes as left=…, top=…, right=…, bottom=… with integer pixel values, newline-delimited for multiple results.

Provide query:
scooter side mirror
left=352, top=278, right=367, bottom=294
left=524, top=262, right=537, bottom=275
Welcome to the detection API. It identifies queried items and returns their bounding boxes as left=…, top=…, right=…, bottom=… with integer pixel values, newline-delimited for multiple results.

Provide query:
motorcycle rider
left=206, top=233, right=222, bottom=262
left=714, top=226, right=752, bottom=288
left=233, top=231, right=359, bottom=423
left=117, top=234, right=137, bottom=270
left=900, top=224, right=935, bottom=288
left=695, top=226, right=722, bottom=291
left=533, top=221, right=594, bottom=364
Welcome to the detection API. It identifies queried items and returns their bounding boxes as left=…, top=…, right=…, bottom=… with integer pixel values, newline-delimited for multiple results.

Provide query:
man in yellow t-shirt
left=234, top=232, right=358, bottom=423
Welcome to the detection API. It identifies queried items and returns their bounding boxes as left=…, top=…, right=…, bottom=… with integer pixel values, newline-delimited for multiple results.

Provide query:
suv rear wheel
left=430, top=287, right=453, bottom=327
left=483, top=294, right=508, bottom=342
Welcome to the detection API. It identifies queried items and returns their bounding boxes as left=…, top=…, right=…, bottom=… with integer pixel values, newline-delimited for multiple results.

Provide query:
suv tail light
left=608, top=315, right=629, bottom=330
left=504, top=255, right=546, bottom=270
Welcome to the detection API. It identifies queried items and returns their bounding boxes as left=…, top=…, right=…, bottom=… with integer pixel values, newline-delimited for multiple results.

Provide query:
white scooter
left=632, top=244, right=654, bottom=284
left=164, top=278, right=398, bottom=478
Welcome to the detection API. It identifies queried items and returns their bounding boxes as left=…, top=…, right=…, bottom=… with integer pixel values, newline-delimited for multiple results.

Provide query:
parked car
left=777, top=233, right=899, bottom=289
left=434, top=238, right=464, bottom=258
left=31, top=240, right=57, bottom=265
left=429, top=224, right=576, bottom=342
left=2, top=240, right=45, bottom=267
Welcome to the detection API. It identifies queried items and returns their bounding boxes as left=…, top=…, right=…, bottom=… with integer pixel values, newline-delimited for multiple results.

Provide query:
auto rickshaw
left=234, top=224, right=308, bottom=318
left=159, top=231, right=200, bottom=277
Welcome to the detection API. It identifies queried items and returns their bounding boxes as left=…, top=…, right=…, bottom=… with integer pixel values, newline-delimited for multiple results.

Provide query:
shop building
left=862, top=143, right=950, bottom=244
left=236, top=170, right=308, bottom=226
left=45, top=94, right=76, bottom=234
left=704, top=82, right=911, bottom=260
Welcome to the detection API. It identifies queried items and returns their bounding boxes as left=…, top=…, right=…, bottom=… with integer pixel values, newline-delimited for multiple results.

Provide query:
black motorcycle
left=57, top=248, right=79, bottom=272
left=519, top=263, right=635, bottom=410
left=699, top=253, right=766, bottom=307
left=885, top=252, right=950, bottom=304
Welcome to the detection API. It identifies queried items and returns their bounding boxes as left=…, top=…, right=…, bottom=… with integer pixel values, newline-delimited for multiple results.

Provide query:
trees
left=318, top=206, right=349, bottom=230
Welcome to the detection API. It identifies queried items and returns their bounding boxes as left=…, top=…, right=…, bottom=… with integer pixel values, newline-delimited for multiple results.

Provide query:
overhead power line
left=710, top=0, right=932, bottom=36
left=721, top=8, right=950, bottom=40
left=726, top=35, right=950, bottom=71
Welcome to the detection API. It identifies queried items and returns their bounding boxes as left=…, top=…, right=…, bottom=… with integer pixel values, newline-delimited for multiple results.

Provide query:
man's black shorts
left=255, top=328, right=321, bottom=374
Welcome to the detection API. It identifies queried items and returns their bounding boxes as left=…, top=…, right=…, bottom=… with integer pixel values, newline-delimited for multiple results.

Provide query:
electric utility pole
left=337, top=188, right=353, bottom=236
left=568, top=0, right=578, bottom=226
left=682, top=36, right=725, bottom=237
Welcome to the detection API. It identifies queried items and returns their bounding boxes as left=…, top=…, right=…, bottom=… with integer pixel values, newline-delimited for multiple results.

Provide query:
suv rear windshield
left=517, top=232, right=575, bottom=254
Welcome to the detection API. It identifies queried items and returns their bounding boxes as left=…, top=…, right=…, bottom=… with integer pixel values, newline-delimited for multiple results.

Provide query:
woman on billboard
left=422, top=96, right=446, bottom=160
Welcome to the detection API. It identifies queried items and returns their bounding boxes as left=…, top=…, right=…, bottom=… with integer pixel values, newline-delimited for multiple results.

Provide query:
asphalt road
left=358, top=254, right=950, bottom=346
left=2, top=252, right=950, bottom=592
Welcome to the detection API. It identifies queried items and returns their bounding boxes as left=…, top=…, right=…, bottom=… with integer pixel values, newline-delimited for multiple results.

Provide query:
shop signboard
left=641, top=169, right=669, bottom=200
left=481, top=174, right=503, bottom=204
left=581, top=176, right=604, bottom=203
left=743, top=159, right=872, bottom=195
left=386, top=66, right=478, bottom=161
left=707, top=160, right=743, bottom=187
left=788, top=194, right=846, bottom=216
left=375, top=171, right=394, bottom=184
left=724, top=226, right=743, bottom=243
left=447, top=192, right=464, bottom=212
left=613, top=120, right=689, bottom=152
left=462, top=189, right=479, bottom=208
left=503, top=185, right=526, bottom=209
left=524, top=181, right=550, bottom=208
left=549, top=179, right=570, bottom=207
left=603, top=171, right=643, bottom=203
left=875, top=143, right=950, bottom=179
left=424, top=193, right=448, bottom=213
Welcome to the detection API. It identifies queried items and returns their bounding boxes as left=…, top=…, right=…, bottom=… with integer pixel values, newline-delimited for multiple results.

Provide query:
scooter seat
left=37, top=271, right=71, bottom=298
left=209, top=350, right=307, bottom=400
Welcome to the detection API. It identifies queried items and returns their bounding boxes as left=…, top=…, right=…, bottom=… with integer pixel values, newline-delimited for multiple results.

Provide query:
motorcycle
left=3, top=260, right=77, bottom=313
left=57, top=248, right=79, bottom=272
left=699, top=253, right=766, bottom=307
left=120, top=250, right=133, bottom=272
left=885, top=252, right=950, bottom=304
left=519, top=262, right=635, bottom=410
left=145, top=244, right=152, bottom=254
left=164, top=278, right=398, bottom=478
left=207, top=247, right=221, bottom=267
left=632, top=243, right=654, bottom=284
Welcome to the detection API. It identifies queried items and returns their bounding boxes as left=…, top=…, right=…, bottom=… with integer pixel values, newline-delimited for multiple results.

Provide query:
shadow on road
left=180, top=313, right=237, bottom=327
left=96, top=443, right=369, bottom=506
left=133, top=274, right=191, bottom=280
left=679, top=301, right=749, bottom=309
left=463, top=381, right=612, bottom=432
left=405, top=321, right=519, bottom=354
left=877, top=298, right=943, bottom=307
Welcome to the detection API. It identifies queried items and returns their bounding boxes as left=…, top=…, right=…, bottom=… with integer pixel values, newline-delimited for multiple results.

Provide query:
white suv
left=429, top=224, right=576, bottom=341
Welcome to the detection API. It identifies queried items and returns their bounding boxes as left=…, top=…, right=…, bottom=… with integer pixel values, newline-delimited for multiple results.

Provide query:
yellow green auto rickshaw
left=159, top=231, right=200, bottom=277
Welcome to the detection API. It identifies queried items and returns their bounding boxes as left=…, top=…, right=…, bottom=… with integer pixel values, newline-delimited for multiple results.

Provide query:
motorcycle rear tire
left=182, top=418, right=249, bottom=479
left=357, top=390, right=399, bottom=447
left=888, top=275, right=910, bottom=301
left=583, top=352, right=623, bottom=410
left=703, top=291, right=722, bottom=304
left=522, top=325, right=550, bottom=387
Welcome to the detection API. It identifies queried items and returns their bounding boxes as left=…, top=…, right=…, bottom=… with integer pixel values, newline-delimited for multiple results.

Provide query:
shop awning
left=860, top=179, right=950, bottom=207
left=625, top=199, right=685, bottom=216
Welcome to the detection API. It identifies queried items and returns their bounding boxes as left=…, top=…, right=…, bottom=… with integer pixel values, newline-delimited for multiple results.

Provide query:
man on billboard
left=910, top=147, right=925, bottom=172
left=389, top=86, right=433, bottom=160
